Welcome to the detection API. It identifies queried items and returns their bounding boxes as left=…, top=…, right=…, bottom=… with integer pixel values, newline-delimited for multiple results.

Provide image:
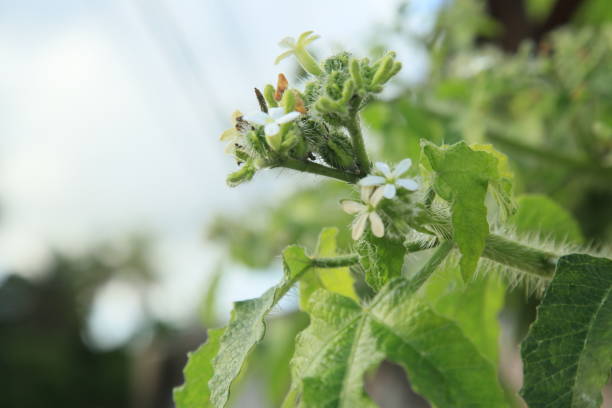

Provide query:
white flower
left=341, top=186, right=386, bottom=240
left=358, top=158, right=418, bottom=199
left=244, top=107, right=300, bottom=137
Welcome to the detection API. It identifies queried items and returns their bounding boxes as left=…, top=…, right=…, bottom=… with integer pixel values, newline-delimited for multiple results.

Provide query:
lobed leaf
left=422, top=141, right=499, bottom=281
left=521, top=254, right=612, bottom=408
left=285, top=277, right=508, bottom=407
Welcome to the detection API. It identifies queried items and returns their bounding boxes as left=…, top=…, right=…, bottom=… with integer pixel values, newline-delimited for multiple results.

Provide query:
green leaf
left=509, top=194, right=584, bottom=245
left=421, top=259, right=505, bottom=364
left=422, top=141, right=499, bottom=281
left=521, top=254, right=612, bottom=408
left=285, top=277, right=508, bottom=407
left=174, top=328, right=225, bottom=408
left=356, top=233, right=406, bottom=291
left=208, top=245, right=312, bottom=407
left=471, top=143, right=516, bottom=219
left=300, top=228, right=358, bottom=310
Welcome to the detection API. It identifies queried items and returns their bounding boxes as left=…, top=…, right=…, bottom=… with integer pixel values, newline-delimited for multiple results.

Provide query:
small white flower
left=358, top=158, right=418, bottom=199
left=244, top=107, right=300, bottom=137
left=341, top=186, right=386, bottom=240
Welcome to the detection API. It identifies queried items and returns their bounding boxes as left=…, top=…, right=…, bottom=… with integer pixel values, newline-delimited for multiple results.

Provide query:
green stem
left=311, top=254, right=360, bottom=268
left=278, top=157, right=359, bottom=183
left=345, top=111, right=371, bottom=176
left=276, top=254, right=360, bottom=301
left=407, top=241, right=454, bottom=292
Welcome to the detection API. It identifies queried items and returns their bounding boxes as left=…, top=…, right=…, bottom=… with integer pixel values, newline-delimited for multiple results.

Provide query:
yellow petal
left=220, top=128, right=238, bottom=141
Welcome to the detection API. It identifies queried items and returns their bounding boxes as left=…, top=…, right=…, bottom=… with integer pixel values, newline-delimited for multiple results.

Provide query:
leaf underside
left=521, top=254, right=612, bottom=408
left=174, top=245, right=312, bottom=408
left=174, top=328, right=225, bottom=408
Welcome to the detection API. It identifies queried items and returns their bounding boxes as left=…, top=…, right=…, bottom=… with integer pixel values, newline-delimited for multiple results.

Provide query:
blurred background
left=1, top=0, right=612, bottom=407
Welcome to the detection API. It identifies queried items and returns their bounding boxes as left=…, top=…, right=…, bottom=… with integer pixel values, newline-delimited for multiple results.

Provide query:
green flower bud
left=349, top=58, right=364, bottom=89
left=281, top=88, right=296, bottom=112
left=280, top=130, right=298, bottom=152
left=266, top=131, right=283, bottom=151
left=226, top=163, right=255, bottom=187
left=263, top=84, right=278, bottom=108
left=371, top=54, right=394, bottom=86
left=315, top=96, right=341, bottom=114
left=340, top=79, right=355, bottom=104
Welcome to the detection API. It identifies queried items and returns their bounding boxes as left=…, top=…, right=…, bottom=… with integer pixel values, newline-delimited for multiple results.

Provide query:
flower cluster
left=218, top=31, right=403, bottom=188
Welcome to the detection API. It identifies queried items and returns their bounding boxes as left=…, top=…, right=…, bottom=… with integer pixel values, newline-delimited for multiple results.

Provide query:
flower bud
left=263, top=84, right=278, bottom=108
left=226, top=163, right=255, bottom=187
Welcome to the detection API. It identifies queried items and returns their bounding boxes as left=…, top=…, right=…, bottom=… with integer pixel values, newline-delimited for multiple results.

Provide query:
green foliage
left=285, top=279, right=508, bottom=407
left=422, top=141, right=499, bottom=281
left=521, top=254, right=612, bottom=407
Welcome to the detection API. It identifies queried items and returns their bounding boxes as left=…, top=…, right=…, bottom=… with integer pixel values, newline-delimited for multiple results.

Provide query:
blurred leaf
left=421, top=259, right=505, bottom=364
left=174, top=328, right=224, bottom=408
left=521, top=254, right=612, bottom=407
left=509, top=194, right=584, bottom=244
left=208, top=182, right=351, bottom=269
left=254, top=312, right=309, bottom=406
left=200, top=266, right=223, bottom=327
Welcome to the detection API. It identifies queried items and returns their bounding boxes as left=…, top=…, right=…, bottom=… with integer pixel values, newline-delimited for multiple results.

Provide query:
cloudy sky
left=0, top=0, right=439, bottom=348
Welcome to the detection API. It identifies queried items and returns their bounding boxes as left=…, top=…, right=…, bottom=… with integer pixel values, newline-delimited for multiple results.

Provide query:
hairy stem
left=311, top=254, right=360, bottom=268
left=278, top=157, right=359, bottom=183
left=276, top=253, right=360, bottom=301
left=413, top=229, right=558, bottom=278
left=345, top=110, right=371, bottom=176
left=482, top=234, right=557, bottom=278
left=407, top=241, right=454, bottom=292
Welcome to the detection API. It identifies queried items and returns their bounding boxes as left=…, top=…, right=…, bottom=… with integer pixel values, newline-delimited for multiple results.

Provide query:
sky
left=0, top=0, right=440, bottom=348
